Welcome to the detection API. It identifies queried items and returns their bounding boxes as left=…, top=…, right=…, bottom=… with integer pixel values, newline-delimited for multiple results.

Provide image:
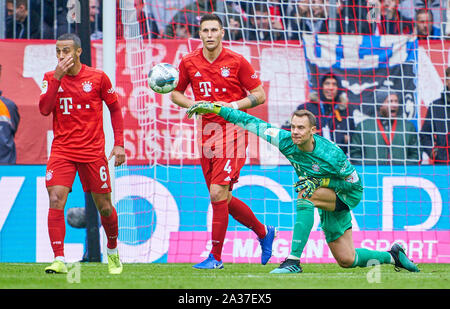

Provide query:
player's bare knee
left=97, top=204, right=112, bottom=217
left=209, top=186, right=228, bottom=202
left=94, top=199, right=112, bottom=216
left=48, top=192, right=65, bottom=209
left=336, top=256, right=354, bottom=268
left=92, top=193, right=113, bottom=216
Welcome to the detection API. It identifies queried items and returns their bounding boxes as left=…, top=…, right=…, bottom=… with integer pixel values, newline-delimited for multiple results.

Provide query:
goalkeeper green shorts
left=318, top=208, right=352, bottom=243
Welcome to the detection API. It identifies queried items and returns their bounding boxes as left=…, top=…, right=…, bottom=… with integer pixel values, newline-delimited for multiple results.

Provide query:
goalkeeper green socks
left=350, top=248, right=394, bottom=268
left=288, top=199, right=314, bottom=259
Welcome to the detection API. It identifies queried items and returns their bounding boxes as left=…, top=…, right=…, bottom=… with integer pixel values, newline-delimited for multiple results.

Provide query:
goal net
left=115, top=0, right=450, bottom=264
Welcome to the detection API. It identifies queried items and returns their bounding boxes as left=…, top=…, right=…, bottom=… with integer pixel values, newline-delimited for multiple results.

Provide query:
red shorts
left=200, top=155, right=246, bottom=191
left=200, top=132, right=248, bottom=191
left=45, top=156, right=112, bottom=194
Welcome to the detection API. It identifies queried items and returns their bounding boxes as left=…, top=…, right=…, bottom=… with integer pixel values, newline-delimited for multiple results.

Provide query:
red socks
left=210, top=199, right=229, bottom=261
left=48, top=208, right=65, bottom=258
left=48, top=206, right=118, bottom=259
left=101, top=207, right=118, bottom=249
left=228, top=196, right=266, bottom=239
left=210, top=197, right=267, bottom=261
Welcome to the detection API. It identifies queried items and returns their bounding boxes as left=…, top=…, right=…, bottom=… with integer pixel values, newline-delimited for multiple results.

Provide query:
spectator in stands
left=303, top=0, right=332, bottom=35
left=415, top=8, right=441, bottom=39
left=115, top=0, right=159, bottom=40
left=89, top=0, right=102, bottom=39
left=246, top=3, right=285, bottom=41
left=291, top=0, right=347, bottom=37
left=0, top=64, right=20, bottom=164
left=164, top=0, right=215, bottom=39
left=224, top=16, right=243, bottom=41
left=166, top=13, right=198, bottom=39
left=267, top=0, right=288, bottom=39
left=420, top=67, right=450, bottom=164
left=350, top=87, right=419, bottom=165
left=138, top=2, right=160, bottom=39
left=284, top=72, right=355, bottom=155
left=378, top=0, right=413, bottom=34
left=36, top=0, right=71, bottom=38
left=6, top=0, right=53, bottom=39
left=289, top=0, right=311, bottom=39
left=353, top=0, right=413, bottom=34
left=398, top=0, right=446, bottom=32
left=339, top=0, right=379, bottom=34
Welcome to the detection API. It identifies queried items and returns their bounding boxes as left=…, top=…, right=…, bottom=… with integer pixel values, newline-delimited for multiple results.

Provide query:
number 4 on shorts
left=224, top=159, right=232, bottom=174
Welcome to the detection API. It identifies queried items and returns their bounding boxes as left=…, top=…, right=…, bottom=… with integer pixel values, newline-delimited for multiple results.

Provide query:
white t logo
left=199, top=81, right=212, bottom=97
left=60, top=97, right=73, bottom=115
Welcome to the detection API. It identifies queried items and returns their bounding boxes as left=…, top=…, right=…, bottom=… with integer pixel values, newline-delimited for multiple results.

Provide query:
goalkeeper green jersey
left=218, top=107, right=363, bottom=209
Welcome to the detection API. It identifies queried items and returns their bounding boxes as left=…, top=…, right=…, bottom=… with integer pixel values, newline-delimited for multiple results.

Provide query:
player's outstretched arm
left=187, top=103, right=291, bottom=151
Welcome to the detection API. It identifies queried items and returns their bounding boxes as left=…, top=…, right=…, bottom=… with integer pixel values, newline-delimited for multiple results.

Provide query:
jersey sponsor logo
left=198, top=81, right=228, bottom=97
left=82, top=81, right=93, bottom=93
left=199, top=81, right=212, bottom=97
left=101, top=183, right=108, bottom=189
left=107, top=87, right=115, bottom=94
left=41, top=80, right=48, bottom=95
left=194, top=71, right=202, bottom=77
left=220, top=66, right=230, bottom=77
left=58, top=86, right=64, bottom=93
left=59, top=97, right=73, bottom=115
left=251, top=73, right=258, bottom=79
left=59, top=97, right=90, bottom=115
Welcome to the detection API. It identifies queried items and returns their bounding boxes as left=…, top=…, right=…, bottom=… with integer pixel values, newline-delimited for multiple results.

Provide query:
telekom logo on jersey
left=199, top=81, right=227, bottom=97
left=59, top=97, right=90, bottom=115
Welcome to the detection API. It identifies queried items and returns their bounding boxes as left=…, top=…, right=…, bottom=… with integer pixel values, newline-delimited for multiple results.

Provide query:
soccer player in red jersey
left=39, top=33, right=125, bottom=274
left=171, top=14, right=276, bottom=269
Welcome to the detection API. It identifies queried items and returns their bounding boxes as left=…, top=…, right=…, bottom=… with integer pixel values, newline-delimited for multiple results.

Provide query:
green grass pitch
left=1, top=262, right=449, bottom=289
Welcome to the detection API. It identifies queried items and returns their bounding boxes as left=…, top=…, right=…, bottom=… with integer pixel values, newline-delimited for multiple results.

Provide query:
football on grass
left=148, top=63, right=179, bottom=94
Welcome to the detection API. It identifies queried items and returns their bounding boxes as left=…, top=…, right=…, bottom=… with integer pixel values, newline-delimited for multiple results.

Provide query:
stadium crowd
left=1, top=0, right=449, bottom=165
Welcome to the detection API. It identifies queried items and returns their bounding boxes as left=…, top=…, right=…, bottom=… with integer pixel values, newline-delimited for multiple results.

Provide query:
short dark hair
left=57, top=33, right=82, bottom=49
left=7, top=0, right=27, bottom=8
left=415, top=8, right=433, bottom=22
left=292, top=109, right=317, bottom=128
left=200, top=13, right=223, bottom=28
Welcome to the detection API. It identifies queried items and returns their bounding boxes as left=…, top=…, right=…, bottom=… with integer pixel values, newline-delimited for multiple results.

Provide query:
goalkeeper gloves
left=294, top=176, right=330, bottom=198
left=186, top=102, right=221, bottom=119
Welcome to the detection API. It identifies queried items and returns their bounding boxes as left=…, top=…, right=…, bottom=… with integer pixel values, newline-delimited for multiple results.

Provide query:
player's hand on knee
left=294, top=176, right=319, bottom=198
left=186, top=102, right=222, bottom=118
left=294, top=176, right=329, bottom=198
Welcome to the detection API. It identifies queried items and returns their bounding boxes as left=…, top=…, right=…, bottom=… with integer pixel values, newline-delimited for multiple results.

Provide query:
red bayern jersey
left=40, top=64, right=118, bottom=162
left=175, top=47, right=262, bottom=128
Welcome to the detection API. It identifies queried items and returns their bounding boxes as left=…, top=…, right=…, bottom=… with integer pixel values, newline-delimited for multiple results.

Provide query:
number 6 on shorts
left=99, top=165, right=108, bottom=182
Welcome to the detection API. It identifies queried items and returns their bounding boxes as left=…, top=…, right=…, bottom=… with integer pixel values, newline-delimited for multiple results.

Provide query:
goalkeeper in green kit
left=187, top=103, right=419, bottom=274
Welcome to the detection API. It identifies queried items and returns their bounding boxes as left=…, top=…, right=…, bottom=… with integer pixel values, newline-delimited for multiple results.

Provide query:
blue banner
left=302, top=34, right=419, bottom=128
